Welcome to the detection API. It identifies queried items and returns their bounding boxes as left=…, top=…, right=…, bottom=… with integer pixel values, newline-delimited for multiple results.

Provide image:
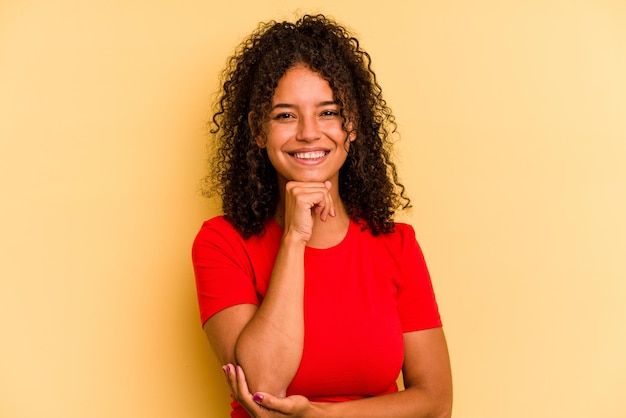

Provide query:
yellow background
left=1, top=1, right=625, bottom=417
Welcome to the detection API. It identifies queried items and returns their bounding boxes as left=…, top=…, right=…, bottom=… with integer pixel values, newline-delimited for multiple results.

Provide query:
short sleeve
left=396, top=225, right=442, bottom=332
left=191, top=217, right=260, bottom=326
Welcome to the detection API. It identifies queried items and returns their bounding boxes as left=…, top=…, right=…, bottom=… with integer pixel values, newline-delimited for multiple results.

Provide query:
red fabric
left=192, top=216, right=442, bottom=418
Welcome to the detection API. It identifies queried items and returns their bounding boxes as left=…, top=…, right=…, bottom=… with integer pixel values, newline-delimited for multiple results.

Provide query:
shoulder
left=391, top=222, right=425, bottom=258
left=196, top=215, right=239, bottom=236
left=351, top=221, right=422, bottom=260
left=193, top=216, right=240, bottom=245
left=191, top=216, right=244, bottom=259
left=360, top=221, right=418, bottom=246
left=192, top=216, right=280, bottom=260
left=390, top=222, right=417, bottom=239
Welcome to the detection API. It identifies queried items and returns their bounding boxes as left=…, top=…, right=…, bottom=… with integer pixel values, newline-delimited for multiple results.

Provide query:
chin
left=295, top=175, right=329, bottom=183
left=284, top=172, right=326, bottom=183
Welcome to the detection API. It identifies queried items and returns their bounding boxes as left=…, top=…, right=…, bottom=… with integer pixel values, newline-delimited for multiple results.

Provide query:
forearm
left=235, top=233, right=306, bottom=396
left=312, top=386, right=452, bottom=418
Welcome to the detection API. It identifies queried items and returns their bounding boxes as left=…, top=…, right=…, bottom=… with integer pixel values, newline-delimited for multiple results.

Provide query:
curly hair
left=202, top=14, right=410, bottom=238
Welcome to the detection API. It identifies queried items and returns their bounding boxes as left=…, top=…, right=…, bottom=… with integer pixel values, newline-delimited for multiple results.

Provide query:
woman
left=192, top=14, right=452, bottom=418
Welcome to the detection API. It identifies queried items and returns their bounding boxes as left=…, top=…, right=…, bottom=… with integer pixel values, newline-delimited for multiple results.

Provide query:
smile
left=290, top=151, right=329, bottom=160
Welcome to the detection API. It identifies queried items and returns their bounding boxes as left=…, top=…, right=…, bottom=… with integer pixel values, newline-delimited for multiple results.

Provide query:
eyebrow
left=271, top=100, right=338, bottom=110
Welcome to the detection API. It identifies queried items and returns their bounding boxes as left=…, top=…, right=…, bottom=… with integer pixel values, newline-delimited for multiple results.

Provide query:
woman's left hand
left=222, top=364, right=315, bottom=418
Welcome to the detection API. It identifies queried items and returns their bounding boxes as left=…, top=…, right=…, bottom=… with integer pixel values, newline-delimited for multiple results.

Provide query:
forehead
left=272, top=65, right=334, bottom=103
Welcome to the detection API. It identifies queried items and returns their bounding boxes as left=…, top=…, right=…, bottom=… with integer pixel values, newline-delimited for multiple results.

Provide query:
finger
left=222, top=364, right=238, bottom=398
left=235, top=365, right=254, bottom=402
left=323, top=181, right=336, bottom=218
left=292, top=187, right=329, bottom=217
left=286, top=181, right=328, bottom=189
left=253, top=392, right=289, bottom=412
left=284, top=181, right=336, bottom=228
left=315, top=182, right=333, bottom=221
left=254, top=393, right=309, bottom=415
left=229, top=365, right=263, bottom=415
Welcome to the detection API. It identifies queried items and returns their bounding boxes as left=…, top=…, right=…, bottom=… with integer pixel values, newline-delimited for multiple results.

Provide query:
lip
left=287, top=148, right=330, bottom=164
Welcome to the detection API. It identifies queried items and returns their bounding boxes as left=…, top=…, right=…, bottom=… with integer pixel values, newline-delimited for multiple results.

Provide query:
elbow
left=405, top=385, right=452, bottom=418
left=435, top=404, right=452, bottom=418
left=233, top=350, right=288, bottom=397
left=425, top=401, right=452, bottom=418
left=416, top=385, right=452, bottom=418
left=432, top=389, right=453, bottom=418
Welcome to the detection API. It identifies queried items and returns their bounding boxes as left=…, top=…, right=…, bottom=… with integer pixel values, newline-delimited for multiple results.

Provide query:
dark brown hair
left=203, top=14, right=410, bottom=238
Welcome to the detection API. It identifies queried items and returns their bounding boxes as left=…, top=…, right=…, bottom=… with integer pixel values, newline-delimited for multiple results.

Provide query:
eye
left=274, top=112, right=294, bottom=120
left=320, top=110, right=339, bottom=118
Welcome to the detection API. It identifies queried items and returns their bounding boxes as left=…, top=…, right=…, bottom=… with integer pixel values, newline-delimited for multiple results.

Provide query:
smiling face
left=254, top=65, right=355, bottom=189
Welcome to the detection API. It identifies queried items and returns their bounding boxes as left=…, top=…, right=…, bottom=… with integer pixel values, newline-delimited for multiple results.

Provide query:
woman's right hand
left=282, top=180, right=335, bottom=244
left=223, top=364, right=316, bottom=418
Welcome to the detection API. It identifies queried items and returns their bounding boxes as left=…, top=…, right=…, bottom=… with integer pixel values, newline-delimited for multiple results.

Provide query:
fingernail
left=222, top=365, right=229, bottom=374
left=252, top=393, right=263, bottom=403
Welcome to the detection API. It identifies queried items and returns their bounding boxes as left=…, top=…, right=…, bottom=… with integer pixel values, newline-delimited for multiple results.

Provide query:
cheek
left=265, top=146, right=280, bottom=162
left=264, top=146, right=288, bottom=173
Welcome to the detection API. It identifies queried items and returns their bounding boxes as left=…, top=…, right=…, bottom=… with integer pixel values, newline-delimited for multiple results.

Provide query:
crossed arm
left=209, top=309, right=452, bottom=418
left=204, top=232, right=307, bottom=397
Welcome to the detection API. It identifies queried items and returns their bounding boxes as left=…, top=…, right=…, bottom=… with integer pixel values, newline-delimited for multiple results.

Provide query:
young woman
left=192, top=14, right=452, bottom=418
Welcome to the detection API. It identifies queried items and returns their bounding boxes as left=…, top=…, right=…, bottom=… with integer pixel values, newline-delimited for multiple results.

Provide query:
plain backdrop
left=1, top=1, right=625, bottom=417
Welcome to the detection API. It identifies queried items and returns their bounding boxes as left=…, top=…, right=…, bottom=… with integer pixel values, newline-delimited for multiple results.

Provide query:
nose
left=296, top=114, right=321, bottom=141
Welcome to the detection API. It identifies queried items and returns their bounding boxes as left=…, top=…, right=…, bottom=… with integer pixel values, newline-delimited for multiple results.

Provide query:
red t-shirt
left=192, top=216, right=442, bottom=417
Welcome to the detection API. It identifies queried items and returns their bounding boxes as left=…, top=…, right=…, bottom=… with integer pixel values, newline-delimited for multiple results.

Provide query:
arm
left=204, top=181, right=335, bottom=397
left=321, top=327, right=452, bottom=418
left=204, top=230, right=306, bottom=397
left=236, top=231, right=307, bottom=395
left=233, top=327, right=452, bottom=418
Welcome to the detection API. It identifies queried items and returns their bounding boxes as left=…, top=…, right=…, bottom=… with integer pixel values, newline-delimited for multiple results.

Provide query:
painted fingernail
left=252, top=393, right=264, bottom=403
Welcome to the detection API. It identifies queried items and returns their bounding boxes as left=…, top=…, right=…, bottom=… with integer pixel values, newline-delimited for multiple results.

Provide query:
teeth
left=293, top=151, right=327, bottom=159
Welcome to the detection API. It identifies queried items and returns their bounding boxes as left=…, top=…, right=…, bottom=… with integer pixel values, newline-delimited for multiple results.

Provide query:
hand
left=283, top=181, right=336, bottom=243
left=222, top=364, right=313, bottom=418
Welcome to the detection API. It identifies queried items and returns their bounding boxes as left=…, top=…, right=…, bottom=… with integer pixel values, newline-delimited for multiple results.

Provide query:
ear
left=347, top=121, right=357, bottom=142
left=248, top=111, right=266, bottom=148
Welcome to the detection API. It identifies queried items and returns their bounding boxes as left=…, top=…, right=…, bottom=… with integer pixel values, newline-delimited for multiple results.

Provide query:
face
left=254, top=65, right=355, bottom=188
